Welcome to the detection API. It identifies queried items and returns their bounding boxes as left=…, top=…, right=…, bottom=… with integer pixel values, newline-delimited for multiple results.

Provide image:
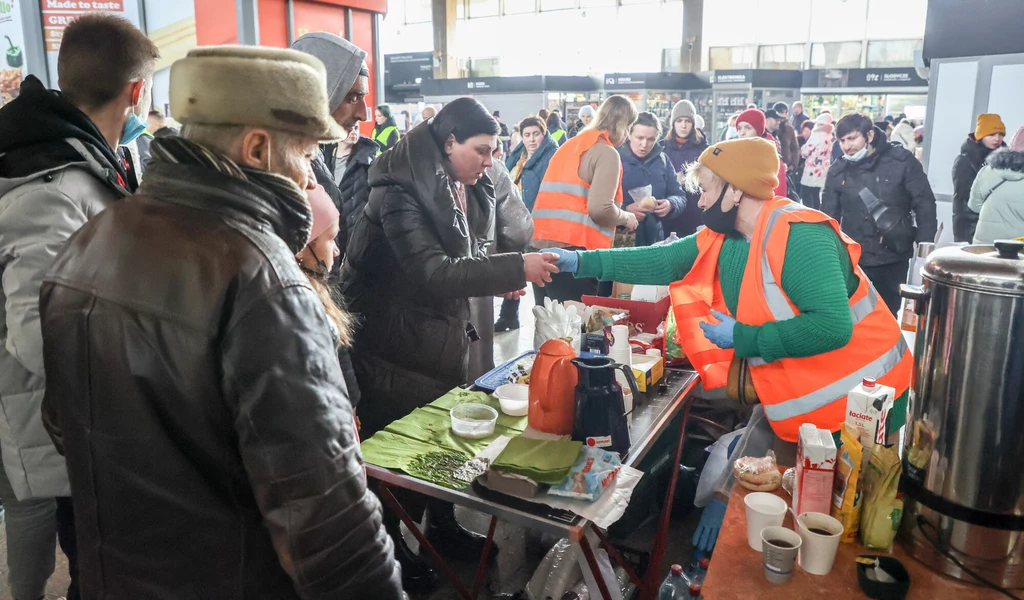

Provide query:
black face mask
left=702, top=184, right=739, bottom=234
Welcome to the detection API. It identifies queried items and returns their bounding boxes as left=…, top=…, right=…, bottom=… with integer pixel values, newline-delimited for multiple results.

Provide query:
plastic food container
left=450, top=403, right=498, bottom=439
left=494, top=383, right=529, bottom=416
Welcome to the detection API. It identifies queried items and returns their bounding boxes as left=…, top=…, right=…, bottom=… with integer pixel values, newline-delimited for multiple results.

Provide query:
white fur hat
left=170, top=45, right=345, bottom=142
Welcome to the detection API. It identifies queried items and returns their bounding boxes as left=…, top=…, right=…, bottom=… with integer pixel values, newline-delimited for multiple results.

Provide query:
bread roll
left=637, top=196, right=657, bottom=212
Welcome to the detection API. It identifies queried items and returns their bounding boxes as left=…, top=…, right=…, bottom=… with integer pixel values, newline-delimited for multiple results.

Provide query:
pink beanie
left=1010, top=126, right=1024, bottom=152
left=306, top=184, right=340, bottom=244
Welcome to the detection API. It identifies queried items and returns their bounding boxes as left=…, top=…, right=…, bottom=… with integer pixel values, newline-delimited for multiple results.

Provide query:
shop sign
left=713, top=70, right=752, bottom=85
left=603, top=73, right=647, bottom=89
left=0, top=0, right=26, bottom=106
left=40, top=0, right=142, bottom=87
left=804, top=68, right=927, bottom=89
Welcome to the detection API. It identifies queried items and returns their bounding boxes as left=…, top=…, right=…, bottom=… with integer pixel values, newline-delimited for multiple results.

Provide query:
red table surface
left=701, top=468, right=1007, bottom=600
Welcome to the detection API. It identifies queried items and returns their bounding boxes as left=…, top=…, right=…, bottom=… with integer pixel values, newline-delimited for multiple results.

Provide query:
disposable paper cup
left=761, top=526, right=802, bottom=584
left=796, top=512, right=843, bottom=575
left=744, top=492, right=788, bottom=551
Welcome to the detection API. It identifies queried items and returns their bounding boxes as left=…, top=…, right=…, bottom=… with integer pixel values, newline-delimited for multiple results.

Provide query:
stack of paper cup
left=609, top=324, right=632, bottom=366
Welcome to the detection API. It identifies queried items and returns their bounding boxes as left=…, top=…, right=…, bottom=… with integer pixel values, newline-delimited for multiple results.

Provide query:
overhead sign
left=803, top=68, right=927, bottom=89
left=40, top=0, right=143, bottom=87
left=603, top=73, right=647, bottom=89
left=384, top=51, right=433, bottom=103
left=713, top=70, right=752, bottom=85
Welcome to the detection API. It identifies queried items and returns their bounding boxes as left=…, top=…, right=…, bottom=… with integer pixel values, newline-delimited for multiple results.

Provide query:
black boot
left=384, top=508, right=439, bottom=595
left=494, top=297, right=520, bottom=332
left=424, top=500, right=496, bottom=563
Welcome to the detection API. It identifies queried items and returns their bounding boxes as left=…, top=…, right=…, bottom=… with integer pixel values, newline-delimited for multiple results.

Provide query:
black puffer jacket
left=341, top=124, right=526, bottom=436
left=822, top=126, right=938, bottom=267
left=952, top=134, right=1000, bottom=242
left=336, top=136, right=378, bottom=251
left=39, top=142, right=402, bottom=599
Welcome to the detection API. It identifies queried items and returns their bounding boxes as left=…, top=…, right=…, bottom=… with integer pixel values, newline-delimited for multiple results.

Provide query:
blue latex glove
left=699, top=309, right=736, bottom=349
left=540, top=247, right=579, bottom=274
left=692, top=497, right=728, bottom=552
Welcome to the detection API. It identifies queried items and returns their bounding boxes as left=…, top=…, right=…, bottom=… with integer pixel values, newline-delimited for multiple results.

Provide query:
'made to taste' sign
left=40, top=0, right=142, bottom=88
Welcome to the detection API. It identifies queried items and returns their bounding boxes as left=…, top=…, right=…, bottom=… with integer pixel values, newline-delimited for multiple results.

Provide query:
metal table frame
left=366, top=369, right=700, bottom=600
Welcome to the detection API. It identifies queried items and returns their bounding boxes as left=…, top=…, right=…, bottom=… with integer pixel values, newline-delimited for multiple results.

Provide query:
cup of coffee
left=796, top=512, right=844, bottom=575
left=744, top=492, right=788, bottom=551
left=761, top=526, right=802, bottom=584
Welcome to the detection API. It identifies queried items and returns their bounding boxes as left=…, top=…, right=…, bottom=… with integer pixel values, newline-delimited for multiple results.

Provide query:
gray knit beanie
left=290, top=32, right=368, bottom=114
left=670, top=100, right=697, bottom=126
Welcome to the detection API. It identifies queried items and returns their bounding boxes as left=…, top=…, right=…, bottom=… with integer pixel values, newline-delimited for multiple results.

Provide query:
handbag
left=857, top=182, right=917, bottom=255
left=727, top=356, right=759, bottom=405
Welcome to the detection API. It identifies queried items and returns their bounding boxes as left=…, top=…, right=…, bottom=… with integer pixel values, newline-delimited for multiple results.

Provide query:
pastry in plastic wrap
left=636, top=196, right=657, bottom=212
left=733, top=451, right=782, bottom=492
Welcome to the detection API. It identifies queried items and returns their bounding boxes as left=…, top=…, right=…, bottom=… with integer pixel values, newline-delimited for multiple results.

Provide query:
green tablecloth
left=492, top=436, right=582, bottom=484
left=423, top=388, right=528, bottom=432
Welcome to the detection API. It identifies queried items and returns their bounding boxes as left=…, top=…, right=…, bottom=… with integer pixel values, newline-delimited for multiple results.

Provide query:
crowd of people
left=1, top=12, right=1023, bottom=600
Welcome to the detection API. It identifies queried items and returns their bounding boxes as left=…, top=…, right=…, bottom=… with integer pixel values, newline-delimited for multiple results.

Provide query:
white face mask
left=844, top=145, right=869, bottom=162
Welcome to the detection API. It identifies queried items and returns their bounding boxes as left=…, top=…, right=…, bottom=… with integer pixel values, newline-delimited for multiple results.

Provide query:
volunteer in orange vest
left=542, top=136, right=912, bottom=548
left=531, top=95, right=640, bottom=303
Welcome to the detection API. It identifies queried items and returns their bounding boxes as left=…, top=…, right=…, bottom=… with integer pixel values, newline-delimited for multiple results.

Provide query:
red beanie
left=737, top=108, right=766, bottom=137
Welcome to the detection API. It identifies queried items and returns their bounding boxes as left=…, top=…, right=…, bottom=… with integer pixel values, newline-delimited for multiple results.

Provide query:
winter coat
left=340, top=123, right=526, bottom=437
left=618, top=142, right=687, bottom=246
left=822, top=127, right=938, bottom=267
left=776, top=120, right=801, bottom=172
left=763, top=132, right=789, bottom=198
left=505, top=134, right=559, bottom=211
left=792, top=111, right=810, bottom=131
left=953, top=134, right=1001, bottom=242
left=969, top=147, right=1024, bottom=244
left=891, top=121, right=917, bottom=153
left=0, top=75, right=131, bottom=500
left=662, top=134, right=708, bottom=236
left=468, top=160, right=533, bottom=381
left=800, top=126, right=833, bottom=188
left=38, top=139, right=402, bottom=599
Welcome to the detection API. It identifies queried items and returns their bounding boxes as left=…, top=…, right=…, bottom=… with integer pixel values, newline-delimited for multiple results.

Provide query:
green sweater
left=576, top=223, right=908, bottom=433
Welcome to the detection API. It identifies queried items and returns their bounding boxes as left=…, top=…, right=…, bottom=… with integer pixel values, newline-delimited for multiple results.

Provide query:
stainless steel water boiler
left=899, top=240, right=1024, bottom=588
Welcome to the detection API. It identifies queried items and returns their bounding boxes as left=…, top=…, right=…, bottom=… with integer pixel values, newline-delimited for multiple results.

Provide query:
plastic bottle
left=658, top=564, right=687, bottom=599
left=654, top=231, right=681, bottom=246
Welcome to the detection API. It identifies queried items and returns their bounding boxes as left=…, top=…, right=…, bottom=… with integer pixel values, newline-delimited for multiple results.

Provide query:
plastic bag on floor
left=526, top=533, right=623, bottom=600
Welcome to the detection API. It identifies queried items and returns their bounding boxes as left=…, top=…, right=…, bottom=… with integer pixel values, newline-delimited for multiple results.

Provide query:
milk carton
left=794, top=423, right=837, bottom=516
left=846, top=377, right=895, bottom=452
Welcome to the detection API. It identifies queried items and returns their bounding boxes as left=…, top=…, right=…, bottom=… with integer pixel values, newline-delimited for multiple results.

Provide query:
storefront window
left=758, top=44, right=804, bottom=70
left=808, top=0, right=867, bottom=43
left=866, top=39, right=922, bottom=68
left=809, top=42, right=862, bottom=69
left=709, top=46, right=756, bottom=70
left=404, top=0, right=433, bottom=24
left=866, top=0, right=926, bottom=41
left=801, top=94, right=884, bottom=120
left=468, top=0, right=499, bottom=18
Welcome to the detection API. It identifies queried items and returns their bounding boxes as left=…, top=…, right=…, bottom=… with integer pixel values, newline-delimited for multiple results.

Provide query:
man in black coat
left=38, top=46, right=403, bottom=599
left=823, top=114, right=938, bottom=315
left=952, top=114, right=1006, bottom=242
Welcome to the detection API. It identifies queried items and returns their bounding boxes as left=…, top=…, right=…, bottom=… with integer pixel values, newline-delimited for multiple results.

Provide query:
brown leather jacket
left=39, top=152, right=403, bottom=599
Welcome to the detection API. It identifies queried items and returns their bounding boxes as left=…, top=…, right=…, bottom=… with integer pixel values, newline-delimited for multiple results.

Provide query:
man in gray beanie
left=291, top=32, right=370, bottom=267
left=38, top=45, right=403, bottom=599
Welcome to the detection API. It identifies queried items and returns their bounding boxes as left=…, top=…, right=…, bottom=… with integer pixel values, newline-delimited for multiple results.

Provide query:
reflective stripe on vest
left=531, top=129, right=623, bottom=250
left=669, top=197, right=912, bottom=441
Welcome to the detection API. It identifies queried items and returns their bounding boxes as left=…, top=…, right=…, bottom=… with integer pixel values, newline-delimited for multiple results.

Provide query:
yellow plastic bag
left=860, top=444, right=903, bottom=550
left=831, top=424, right=863, bottom=543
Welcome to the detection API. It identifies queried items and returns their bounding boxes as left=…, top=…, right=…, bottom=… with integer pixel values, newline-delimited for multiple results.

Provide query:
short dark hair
left=58, top=13, right=158, bottom=110
left=519, top=116, right=546, bottom=136
left=772, top=101, right=789, bottom=114
left=376, top=105, right=392, bottom=118
left=429, top=97, right=499, bottom=146
left=632, top=111, right=663, bottom=137
left=800, top=120, right=814, bottom=134
left=836, top=114, right=873, bottom=140
left=148, top=110, right=165, bottom=123
left=546, top=113, right=562, bottom=132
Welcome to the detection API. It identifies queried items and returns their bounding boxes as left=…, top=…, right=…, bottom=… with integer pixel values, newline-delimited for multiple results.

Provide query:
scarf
left=149, top=137, right=313, bottom=253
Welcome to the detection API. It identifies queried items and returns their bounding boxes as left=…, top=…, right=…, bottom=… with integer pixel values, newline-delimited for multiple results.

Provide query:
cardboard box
left=630, top=354, right=664, bottom=393
left=794, top=423, right=837, bottom=517
left=581, top=294, right=671, bottom=334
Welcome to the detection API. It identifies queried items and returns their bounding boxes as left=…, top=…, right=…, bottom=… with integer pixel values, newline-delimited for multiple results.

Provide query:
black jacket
left=822, top=127, right=938, bottom=267
left=341, top=124, right=526, bottom=436
left=335, top=136, right=378, bottom=253
left=952, top=134, right=1000, bottom=242
left=39, top=146, right=402, bottom=599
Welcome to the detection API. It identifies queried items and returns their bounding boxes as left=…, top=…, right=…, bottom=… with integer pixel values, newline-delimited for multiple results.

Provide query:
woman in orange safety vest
left=531, top=95, right=640, bottom=303
left=541, top=136, right=912, bottom=551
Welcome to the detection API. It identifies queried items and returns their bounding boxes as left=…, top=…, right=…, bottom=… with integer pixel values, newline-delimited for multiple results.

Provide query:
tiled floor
left=0, top=293, right=698, bottom=599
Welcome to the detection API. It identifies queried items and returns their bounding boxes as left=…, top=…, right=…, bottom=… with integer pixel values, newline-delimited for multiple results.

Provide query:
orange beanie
left=975, top=114, right=1006, bottom=140
left=697, top=138, right=780, bottom=200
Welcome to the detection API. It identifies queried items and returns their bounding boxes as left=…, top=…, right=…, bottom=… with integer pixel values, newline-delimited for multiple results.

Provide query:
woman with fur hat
left=539, top=136, right=911, bottom=551
left=799, top=114, right=834, bottom=210
left=662, top=99, right=708, bottom=236
left=969, top=126, right=1024, bottom=243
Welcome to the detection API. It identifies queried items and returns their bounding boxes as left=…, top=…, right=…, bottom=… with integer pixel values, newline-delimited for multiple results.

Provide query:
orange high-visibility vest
left=670, top=198, right=912, bottom=442
left=531, top=129, right=623, bottom=250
